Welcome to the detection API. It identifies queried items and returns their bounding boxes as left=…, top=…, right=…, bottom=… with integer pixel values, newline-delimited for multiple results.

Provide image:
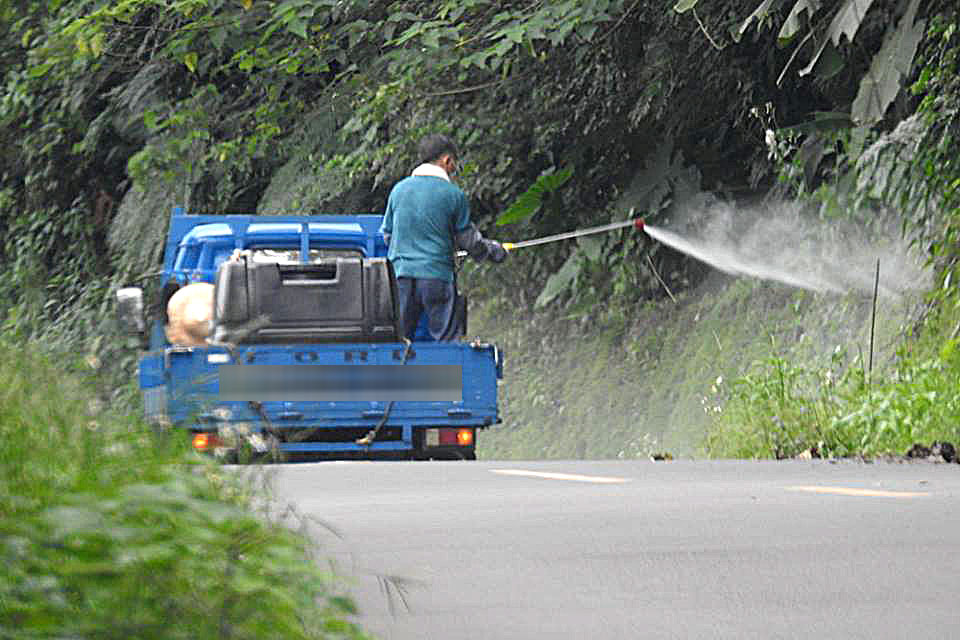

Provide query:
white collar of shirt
left=411, top=163, right=451, bottom=182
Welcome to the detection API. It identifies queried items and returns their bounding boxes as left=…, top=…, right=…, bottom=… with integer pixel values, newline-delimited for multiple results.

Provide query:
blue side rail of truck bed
left=134, top=208, right=503, bottom=460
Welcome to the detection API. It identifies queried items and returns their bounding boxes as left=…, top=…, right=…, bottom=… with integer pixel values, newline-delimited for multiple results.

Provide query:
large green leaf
left=673, top=0, right=699, bottom=14
left=183, top=52, right=198, bottom=73
left=778, top=0, right=821, bottom=44
left=495, top=167, right=572, bottom=226
left=826, top=0, right=875, bottom=42
left=287, top=16, right=308, bottom=39
left=798, top=0, right=875, bottom=77
left=577, top=235, right=605, bottom=263
left=535, top=253, right=580, bottom=308
left=27, top=61, right=54, bottom=77
left=732, top=0, right=779, bottom=42
left=783, top=111, right=855, bottom=135
left=851, top=0, right=925, bottom=125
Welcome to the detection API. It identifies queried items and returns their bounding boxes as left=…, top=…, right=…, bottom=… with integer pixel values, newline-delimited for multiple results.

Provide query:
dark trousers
left=395, top=277, right=456, bottom=341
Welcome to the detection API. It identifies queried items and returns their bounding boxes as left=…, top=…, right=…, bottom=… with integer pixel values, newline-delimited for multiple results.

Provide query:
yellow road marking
left=786, top=485, right=929, bottom=498
left=491, top=469, right=631, bottom=484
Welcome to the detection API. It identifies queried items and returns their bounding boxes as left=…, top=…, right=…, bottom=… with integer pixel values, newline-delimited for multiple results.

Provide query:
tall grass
left=705, top=305, right=960, bottom=459
left=0, top=340, right=367, bottom=639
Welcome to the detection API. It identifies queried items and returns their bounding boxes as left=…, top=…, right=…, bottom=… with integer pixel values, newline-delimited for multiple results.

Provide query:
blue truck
left=116, top=207, right=503, bottom=461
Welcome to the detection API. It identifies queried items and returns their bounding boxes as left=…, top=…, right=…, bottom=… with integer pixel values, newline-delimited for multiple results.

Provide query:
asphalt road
left=271, top=459, right=960, bottom=640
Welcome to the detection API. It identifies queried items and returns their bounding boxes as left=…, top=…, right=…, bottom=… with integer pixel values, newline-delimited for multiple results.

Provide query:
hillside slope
left=474, top=270, right=928, bottom=459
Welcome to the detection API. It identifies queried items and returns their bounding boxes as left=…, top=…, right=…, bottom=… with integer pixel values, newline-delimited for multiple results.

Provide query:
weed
left=705, top=299, right=960, bottom=459
left=0, top=340, right=367, bottom=639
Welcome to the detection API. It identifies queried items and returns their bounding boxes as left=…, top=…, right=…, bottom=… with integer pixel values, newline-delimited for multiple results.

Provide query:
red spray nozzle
left=634, top=218, right=645, bottom=232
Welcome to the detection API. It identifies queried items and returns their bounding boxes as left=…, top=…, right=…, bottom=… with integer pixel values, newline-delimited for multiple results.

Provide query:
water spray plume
left=639, top=202, right=928, bottom=298
left=643, top=224, right=846, bottom=293
left=470, top=202, right=922, bottom=299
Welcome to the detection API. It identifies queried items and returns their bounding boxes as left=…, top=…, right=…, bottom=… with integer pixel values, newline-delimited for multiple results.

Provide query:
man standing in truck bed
left=381, top=133, right=507, bottom=341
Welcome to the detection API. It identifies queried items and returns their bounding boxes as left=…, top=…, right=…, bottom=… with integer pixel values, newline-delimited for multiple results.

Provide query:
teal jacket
left=380, top=173, right=471, bottom=283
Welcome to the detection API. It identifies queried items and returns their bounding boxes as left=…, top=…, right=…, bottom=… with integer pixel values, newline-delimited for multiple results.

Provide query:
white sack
left=165, top=282, right=214, bottom=346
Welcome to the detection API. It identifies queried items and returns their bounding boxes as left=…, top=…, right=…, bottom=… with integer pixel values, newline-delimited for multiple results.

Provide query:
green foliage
left=733, top=0, right=780, bottom=41
left=706, top=311, right=960, bottom=459
left=669, top=1, right=960, bottom=461
left=797, top=0, right=877, bottom=77
left=0, top=340, right=366, bottom=639
left=2, top=0, right=683, bottom=336
left=899, top=9, right=960, bottom=267
left=534, top=251, right=580, bottom=309
left=731, top=0, right=912, bottom=90
left=732, top=1, right=958, bottom=264
left=496, top=167, right=572, bottom=226
left=8, top=0, right=859, bottom=340
left=705, top=350, right=865, bottom=459
left=1, top=0, right=349, bottom=327
left=851, top=0, right=925, bottom=125
left=777, top=0, right=822, bottom=45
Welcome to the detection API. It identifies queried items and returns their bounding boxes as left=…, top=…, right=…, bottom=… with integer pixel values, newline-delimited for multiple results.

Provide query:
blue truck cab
left=116, top=207, right=503, bottom=461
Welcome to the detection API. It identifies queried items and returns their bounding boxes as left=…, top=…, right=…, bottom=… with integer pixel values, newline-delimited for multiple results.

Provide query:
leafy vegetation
left=0, top=340, right=366, bottom=638
left=702, top=1, right=960, bottom=459
left=706, top=305, right=960, bottom=459
left=1, top=0, right=836, bottom=332
left=13, top=2, right=960, bottom=633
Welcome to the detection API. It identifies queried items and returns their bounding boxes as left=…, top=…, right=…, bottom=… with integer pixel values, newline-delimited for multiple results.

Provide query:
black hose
left=355, top=338, right=413, bottom=446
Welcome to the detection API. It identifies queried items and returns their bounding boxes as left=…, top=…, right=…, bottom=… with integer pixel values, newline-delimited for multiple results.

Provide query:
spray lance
left=453, top=212, right=683, bottom=301
left=457, top=215, right=646, bottom=258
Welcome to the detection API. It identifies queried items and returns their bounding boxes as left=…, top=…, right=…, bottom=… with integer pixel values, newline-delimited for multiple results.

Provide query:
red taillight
left=430, top=428, right=474, bottom=446
left=192, top=432, right=220, bottom=451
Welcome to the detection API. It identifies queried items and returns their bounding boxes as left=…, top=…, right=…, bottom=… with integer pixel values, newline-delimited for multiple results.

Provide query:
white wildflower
left=765, top=129, right=776, bottom=149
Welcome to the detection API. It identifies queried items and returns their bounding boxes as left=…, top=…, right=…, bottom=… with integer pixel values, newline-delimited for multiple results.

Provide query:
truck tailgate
left=159, top=342, right=501, bottom=454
